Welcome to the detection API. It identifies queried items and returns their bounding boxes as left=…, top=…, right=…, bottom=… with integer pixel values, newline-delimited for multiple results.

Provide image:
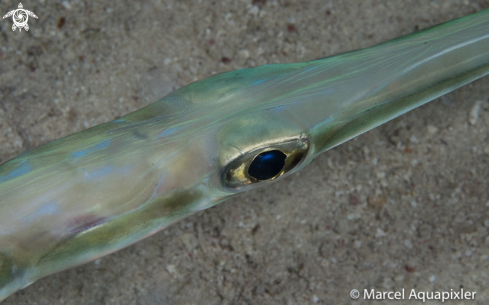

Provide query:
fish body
left=1, top=8, right=489, bottom=301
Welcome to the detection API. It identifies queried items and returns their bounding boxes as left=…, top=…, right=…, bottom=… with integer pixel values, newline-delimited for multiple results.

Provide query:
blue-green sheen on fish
left=1, top=8, right=489, bottom=301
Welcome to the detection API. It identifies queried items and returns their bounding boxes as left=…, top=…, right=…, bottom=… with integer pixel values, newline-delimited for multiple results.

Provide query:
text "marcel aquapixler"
left=362, top=288, right=476, bottom=302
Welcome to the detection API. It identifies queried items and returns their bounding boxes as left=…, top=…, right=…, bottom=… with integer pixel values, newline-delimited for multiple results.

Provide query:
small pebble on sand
left=468, top=100, right=482, bottom=125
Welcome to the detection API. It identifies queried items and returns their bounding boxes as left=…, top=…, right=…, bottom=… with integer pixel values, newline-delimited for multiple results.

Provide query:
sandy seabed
left=1, top=0, right=489, bottom=304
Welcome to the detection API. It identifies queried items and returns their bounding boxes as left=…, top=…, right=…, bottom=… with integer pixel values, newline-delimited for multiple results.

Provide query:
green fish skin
left=0, top=8, right=488, bottom=301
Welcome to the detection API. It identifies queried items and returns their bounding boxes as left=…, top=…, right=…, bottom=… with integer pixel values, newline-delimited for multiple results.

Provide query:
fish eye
left=223, top=137, right=309, bottom=190
left=248, top=150, right=286, bottom=181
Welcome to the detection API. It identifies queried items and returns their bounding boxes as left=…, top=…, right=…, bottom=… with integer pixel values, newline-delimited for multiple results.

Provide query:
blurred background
left=1, top=0, right=489, bottom=304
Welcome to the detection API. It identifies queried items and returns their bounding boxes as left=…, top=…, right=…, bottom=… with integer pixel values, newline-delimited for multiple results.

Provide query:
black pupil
left=248, top=150, right=286, bottom=181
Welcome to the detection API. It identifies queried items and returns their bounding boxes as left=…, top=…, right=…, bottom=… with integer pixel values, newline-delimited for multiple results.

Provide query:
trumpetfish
left=0, top=7, right=488, bottom=301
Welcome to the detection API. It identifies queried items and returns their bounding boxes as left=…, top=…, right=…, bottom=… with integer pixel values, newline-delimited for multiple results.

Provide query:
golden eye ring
left=223, top=137, right=310, bottom=190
